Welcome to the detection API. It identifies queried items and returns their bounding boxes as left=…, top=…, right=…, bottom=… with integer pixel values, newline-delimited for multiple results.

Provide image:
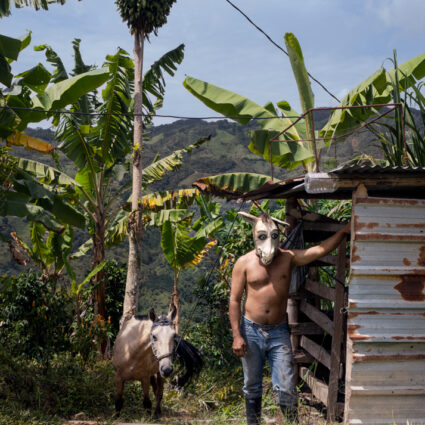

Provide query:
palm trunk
left=122, top=29, right=145, bottom=324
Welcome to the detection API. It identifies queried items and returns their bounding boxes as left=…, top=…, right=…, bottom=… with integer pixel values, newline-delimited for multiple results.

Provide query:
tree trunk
left=122, top=29, right=145, bottom=325
left=93, top=220, right=106, bottom=321
left=171, top=269, right=180, bottom=334
left=93, top=218, right=107, bottom=355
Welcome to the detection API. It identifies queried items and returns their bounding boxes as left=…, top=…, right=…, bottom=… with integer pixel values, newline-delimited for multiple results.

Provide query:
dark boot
left=246, top=397, right=261, bottom=424
left=280, top=405, right=298, bottom=424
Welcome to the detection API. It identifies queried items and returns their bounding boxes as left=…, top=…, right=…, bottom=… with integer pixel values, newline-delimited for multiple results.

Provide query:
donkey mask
left=239, top=212, right=289, bottom=266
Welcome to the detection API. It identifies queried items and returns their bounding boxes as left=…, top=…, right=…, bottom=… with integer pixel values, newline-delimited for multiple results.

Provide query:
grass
left=0, top=351, right=330, bottom=425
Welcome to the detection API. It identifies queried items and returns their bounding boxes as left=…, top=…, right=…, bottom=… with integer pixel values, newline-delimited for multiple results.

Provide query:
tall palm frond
left=97, top=48, right=134, bottom=166
left=142, top=43, right=185, bottom=124
left=142, top=135, right=210, bottom=188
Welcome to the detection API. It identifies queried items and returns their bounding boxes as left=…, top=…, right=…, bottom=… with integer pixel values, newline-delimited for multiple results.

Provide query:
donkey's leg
left=114, top=375, right=125, bottom=417
left=150, top=374, right=158, bottom=395
left=153, top=372, right=164, bottom=418
left=140, top=377, right=152, bottom=411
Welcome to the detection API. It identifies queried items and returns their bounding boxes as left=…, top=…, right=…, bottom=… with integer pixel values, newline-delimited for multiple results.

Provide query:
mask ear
left=238, top=212, right=259, bottom=226
left=149, top=308, right=158, bottom=323
left=271, top=217, right=290, bottom=228
left=168, top=303, right=177, bottom=323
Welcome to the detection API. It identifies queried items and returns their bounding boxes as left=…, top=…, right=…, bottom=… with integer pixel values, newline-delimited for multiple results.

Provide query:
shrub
left=0, top=271, right=72, bottom=364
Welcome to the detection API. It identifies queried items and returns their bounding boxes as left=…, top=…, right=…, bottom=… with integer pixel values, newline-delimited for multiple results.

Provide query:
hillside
left=1, top=117, right=383, bottom=314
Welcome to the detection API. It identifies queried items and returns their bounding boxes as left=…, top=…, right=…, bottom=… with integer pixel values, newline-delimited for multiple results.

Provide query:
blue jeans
left=240, top=316, right=297, bottom=407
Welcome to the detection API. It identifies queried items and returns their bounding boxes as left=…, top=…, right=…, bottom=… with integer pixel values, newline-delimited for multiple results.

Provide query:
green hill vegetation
left=0, top=116, right=384, bottom=314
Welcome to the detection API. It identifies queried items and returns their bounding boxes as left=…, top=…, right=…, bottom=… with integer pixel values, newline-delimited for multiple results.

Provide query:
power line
left=0, top=105, right=303, bottom=120
left=224, top=0, right=341, bottom=104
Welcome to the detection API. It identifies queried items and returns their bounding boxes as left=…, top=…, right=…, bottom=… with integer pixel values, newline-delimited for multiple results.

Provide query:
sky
left=1, top=0, right=424, bottom=127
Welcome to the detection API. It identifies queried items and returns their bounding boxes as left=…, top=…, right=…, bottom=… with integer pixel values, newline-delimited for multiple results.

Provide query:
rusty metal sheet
left=345, top=196, right=425, bottom=425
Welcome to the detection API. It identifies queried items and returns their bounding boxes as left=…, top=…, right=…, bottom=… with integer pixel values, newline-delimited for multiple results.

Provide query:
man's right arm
left=229, top=258, right=247, bottom=357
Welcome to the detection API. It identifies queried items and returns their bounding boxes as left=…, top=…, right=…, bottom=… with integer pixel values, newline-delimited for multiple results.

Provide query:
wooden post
left=327, top=236, right=347, bottom=420
left=285, top=197, right=300, bottom=384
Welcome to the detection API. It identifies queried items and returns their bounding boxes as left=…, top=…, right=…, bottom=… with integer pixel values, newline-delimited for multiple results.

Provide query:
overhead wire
left=224, top=0, right=341, bottom=104
left=0, top=104, right=302, bottom=120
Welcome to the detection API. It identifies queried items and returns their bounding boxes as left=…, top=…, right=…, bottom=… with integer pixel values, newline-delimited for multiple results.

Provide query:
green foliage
left=185, top=34, right=425, bottom=174
left=0, top=352, right=115, bottom=421
left=374, top=51, right=425, bottom=167
left=115, top=0, right=176, bottom=35
left=0, top=272, right=72, bottom=364
left=0, top=1, right=78, bottom=18
left=320, top=51, right=425, bottom=142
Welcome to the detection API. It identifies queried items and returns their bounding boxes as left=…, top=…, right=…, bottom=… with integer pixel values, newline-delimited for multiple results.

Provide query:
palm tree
left=115, top=0, right=177, bottom=322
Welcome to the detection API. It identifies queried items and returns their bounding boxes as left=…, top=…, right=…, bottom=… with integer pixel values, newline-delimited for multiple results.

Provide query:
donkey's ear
left=149, top=308, right=157, bottom=322
left=271, top=217, right=290, bottom=228
left=238, top=212, right=258, bottom=226
left=168, top=303, right=177, bottom=323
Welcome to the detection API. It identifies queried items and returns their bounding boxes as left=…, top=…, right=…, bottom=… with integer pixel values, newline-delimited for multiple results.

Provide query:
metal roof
left=241, top=165, right=425, bottom=201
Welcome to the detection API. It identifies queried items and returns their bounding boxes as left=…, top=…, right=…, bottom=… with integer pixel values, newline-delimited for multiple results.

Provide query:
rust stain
left=394, top=275, right=425, bottom=302
left=418, top=246, right=425, bottom=267
left=396, top=223, right=425, bottom=229
left=348, top=324, right=371, bottom=341
left=349, top=334, right=371, bottom=341
left=392, top=336, right=425, bottom=341
left=351, top=244, right=361, bottom=263
left=353, top=215, right=366, bottom=232
left=356, top=233, right=425, bottom=242
left=403, top=258, right=412, bottom=266
left=353, top=354, right=425, bottom=363
left=356, top=197, right=421, bottom=206
left=366, top=222, right=379, bottom=229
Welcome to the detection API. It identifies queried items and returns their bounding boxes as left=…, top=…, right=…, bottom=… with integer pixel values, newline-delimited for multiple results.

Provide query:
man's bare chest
left=245, top=254, right=291, bottom=289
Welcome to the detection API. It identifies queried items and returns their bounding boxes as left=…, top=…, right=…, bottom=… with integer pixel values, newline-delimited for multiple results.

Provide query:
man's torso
left=242, top=249, right=292, bottom=325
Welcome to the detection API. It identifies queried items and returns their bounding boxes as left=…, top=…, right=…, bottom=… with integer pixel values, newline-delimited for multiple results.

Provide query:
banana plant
left=0, top=32, right=109, bottom=237
left=184, top=32, right=425, bottom=193
left=0, top=32, right=109, bottom=144
left=8, top=222, right=74, bottom=281
left=160, top=204, right=223, bottom=333
left=17, top=40, right=203, bottom=327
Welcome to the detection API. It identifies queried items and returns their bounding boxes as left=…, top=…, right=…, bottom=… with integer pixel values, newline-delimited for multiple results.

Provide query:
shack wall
left=345, top=196, right=425, bottom=425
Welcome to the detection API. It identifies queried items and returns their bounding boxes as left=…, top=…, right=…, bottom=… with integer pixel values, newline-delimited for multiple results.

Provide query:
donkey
left=112, top=304, right=202, bottom=417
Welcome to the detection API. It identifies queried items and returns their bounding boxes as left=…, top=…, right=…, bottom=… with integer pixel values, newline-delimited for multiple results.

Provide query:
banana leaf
left=192, top=172, right=273, bottom=198
left=183, top=76, right=314, bottom=168
left=320, top=52, right=425, bottom=141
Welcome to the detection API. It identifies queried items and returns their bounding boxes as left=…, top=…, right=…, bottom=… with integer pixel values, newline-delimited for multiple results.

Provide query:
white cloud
left=365, top=0, right=425, bottom=36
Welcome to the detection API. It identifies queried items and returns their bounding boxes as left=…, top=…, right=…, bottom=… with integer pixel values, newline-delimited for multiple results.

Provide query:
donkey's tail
left=173, top=336, right=203, bottom=389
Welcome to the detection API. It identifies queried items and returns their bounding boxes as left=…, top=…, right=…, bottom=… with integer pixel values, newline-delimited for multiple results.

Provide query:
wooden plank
left=289, top=322, right=323, bottom=335
left=327, top=237, right=347, bottom=421
left=300, top=336, right=331, bottom=369
left=300, top=300, right=334, bottom=336
left=305, top=278, right=336, bottom=302
left=303, top=221, right=346, bottom=233
left=293, top=348, right=314, bottom=364
left=299, top=366, right=329, bottom=406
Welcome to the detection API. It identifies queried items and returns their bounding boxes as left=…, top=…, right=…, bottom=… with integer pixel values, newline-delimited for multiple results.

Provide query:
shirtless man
left=229, top=212, right=350, bottom=424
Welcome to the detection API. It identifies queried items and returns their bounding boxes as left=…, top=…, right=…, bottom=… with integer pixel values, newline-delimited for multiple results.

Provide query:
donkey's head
left=149, top=304, right=177, bottom=378
left=239, top=212, right=289, bottom=266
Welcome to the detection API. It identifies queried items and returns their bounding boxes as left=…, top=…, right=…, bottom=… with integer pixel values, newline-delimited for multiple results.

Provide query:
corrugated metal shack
left=195, top=165, right=425, bottom=424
